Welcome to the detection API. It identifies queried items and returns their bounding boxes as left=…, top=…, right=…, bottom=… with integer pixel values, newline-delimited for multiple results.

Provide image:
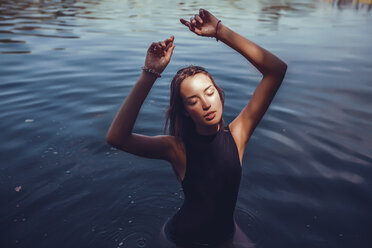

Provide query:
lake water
left=1, top=0, right=371, bottom=247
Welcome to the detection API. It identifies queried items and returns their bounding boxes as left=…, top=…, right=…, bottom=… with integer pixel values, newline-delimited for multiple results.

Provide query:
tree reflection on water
left=327, top=0, right=372, bottom=11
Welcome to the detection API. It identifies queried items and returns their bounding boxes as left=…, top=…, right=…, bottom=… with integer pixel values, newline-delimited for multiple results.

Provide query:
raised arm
left=106, top=36, right=176, bottom=161
left=181, top=9, right=287, bottom=162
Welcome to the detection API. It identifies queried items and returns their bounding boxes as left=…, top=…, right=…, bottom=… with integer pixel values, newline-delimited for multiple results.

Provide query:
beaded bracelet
left=142, top=66, right=161, bottom=78
left=215, top=20, right=222, bottom=42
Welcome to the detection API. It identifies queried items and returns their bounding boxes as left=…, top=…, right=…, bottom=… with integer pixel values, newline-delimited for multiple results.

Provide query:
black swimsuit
left=165, top=125, right=242, bottom=247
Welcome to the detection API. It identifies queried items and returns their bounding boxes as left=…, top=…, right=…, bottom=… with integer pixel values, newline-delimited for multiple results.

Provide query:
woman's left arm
left=181, top=9, right=287, bottom=152
left=218, top=22, right=287, bottom=146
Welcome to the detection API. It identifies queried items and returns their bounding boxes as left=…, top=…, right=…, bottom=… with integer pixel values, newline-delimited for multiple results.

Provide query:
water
left=1, top=0, right=371, bottom=247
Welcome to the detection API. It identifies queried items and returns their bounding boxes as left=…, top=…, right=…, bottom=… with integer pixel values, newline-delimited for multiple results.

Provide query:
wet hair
left=164, top=65, right=225, bottom=141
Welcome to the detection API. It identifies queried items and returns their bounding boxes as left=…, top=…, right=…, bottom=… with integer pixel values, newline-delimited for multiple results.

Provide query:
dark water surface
left=1, top=0, right=371, bottom=247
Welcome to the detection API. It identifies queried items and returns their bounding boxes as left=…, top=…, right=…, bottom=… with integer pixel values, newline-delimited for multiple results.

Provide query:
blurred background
left=0, top=0, right=371, bottom=247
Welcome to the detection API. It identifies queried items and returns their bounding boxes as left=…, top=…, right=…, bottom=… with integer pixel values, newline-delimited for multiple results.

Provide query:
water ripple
left=1, top=1, right=372, bottom=248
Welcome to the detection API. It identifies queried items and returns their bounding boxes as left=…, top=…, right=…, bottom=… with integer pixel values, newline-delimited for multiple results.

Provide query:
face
left=180, top=73, right=223, bottom=132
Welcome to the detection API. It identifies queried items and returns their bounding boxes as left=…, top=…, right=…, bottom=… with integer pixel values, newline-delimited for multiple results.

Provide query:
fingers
left=199, top=8, right=211, bottom=18
left=148, top=42, right=157, bottom=53
left=180, top=18, right=188, bottom=25
left=149, top=42, right=163, bottom=56
left=163, top=35, right=174, bottom=50
left=199, top=8, right=205, bottom=18
left=189, top=15, right=203, bottom=26
left=180, top=18, right=192, bottom=30
left=190, top=17, right=195, bottom=25
left=164, top=35, right=174, bottom=46
left=180, top=18, right=202, bottom=35
left=181, top=9, right=211, bottom=29
left=148, top=36, right=175, bottom=57
left=165, top=40, right=172, bottom=51
left=199, top=8, right=208, bottom=16
left=180, top=18, right=196, bottom=30
left=165, top=44, right=176, bottom=59
left=194, top=14, right=203, bottom=24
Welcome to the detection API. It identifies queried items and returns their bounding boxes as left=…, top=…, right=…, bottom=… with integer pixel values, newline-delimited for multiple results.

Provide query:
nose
left=201, top=96, right=211, bottom=110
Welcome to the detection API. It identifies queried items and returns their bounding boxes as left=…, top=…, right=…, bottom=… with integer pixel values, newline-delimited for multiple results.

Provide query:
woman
left=107, top=9, right=287, bottom=248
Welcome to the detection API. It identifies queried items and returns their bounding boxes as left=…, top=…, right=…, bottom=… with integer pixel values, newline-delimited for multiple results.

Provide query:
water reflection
left=328, top=0, right=372, bottom=11
left=258, top=1, right=317, bottom=29
left=257, top=0, right=370, bottom=29
left=0, top=1, right=371, bottom=248
left=1, top=0, right=370, bottom=53
left=0, top=0, right=102, bottom=53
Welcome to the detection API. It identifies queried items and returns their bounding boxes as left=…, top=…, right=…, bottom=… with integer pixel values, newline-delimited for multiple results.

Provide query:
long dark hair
left=164, top=65, right=225, bottom=141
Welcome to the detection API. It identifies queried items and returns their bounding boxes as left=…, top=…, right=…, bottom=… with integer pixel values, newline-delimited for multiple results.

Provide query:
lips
left=204, top=111, right=216, bottom=117
left=204, top=111, right=216, bottom=120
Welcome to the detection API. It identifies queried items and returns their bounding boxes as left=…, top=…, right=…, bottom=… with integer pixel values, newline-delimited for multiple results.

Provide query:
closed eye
left=187, top=90, right=214, bottom=105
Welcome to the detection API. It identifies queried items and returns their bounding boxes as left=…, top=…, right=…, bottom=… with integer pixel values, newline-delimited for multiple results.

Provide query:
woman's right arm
left=106, top=36, right=176, bottom=161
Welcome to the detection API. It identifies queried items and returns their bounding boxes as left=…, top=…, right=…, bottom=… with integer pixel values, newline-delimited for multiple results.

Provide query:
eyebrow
left=186, top=85, right=213, bottom=100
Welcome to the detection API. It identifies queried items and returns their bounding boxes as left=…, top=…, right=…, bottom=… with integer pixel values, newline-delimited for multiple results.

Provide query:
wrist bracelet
left=215, top=20, right=222, bottom=42
left=142, top=66, right=161, bottom=78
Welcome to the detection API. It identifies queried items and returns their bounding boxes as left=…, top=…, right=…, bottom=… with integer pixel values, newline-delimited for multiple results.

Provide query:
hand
left=144, top=36, right=175, bottom=74
left=180, top=9, right=219, bottom=37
